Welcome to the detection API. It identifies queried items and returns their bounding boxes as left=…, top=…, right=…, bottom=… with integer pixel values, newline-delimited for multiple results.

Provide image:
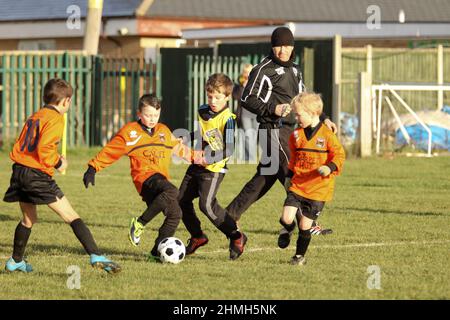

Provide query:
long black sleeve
left=240, top=61, right=277, bottom=118
left=240, top=55, right=304, bottom=125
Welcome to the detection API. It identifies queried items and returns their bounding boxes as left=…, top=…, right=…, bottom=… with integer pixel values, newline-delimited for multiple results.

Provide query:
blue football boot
left=5, top=257, right=33, bottom=273
left=90, top=254, right=121, bottom=274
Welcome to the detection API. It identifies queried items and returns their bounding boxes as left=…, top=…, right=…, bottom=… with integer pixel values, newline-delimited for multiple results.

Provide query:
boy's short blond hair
left=205, top=73, right=233, bottom=96
left=291, top=92, right=323, bottom=116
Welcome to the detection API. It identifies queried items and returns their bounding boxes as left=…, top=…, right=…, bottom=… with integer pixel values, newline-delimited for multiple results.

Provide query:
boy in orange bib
left=279, top=93, right=345, bottom=265
left=3, top=78, right=120, bottom=273
left=84, top=94, right=192, bottom=260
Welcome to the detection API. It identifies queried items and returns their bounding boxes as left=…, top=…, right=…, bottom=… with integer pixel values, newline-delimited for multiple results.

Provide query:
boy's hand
left=195, top=156, right=208, bottom=167
left=192, top=150, right=207, bottom=166
left=83, top=166, right=96, bottom=188
left=57, top=156, right=68, bottom=173
left=318, top=165, right=331, bottom=177
left=275, top=103, right=292, bottom=117
left=199, top=157, right=208, bottom=167
left=324, top=119, right=337, bottom=133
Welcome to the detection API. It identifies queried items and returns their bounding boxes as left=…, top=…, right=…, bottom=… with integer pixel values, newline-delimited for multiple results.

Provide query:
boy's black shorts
left=283, top=191, right=325, bottom=220
left=3, top=164, right=64, bottom=205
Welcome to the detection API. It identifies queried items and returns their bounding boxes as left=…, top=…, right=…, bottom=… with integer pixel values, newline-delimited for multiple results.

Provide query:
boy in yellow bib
left=178, top=73, right=247, bottom=260
left=280, top=93, right=345, bottom=265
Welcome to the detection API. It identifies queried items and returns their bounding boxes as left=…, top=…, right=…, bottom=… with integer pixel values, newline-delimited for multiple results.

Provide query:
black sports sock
left=296, top=229, right=312, bottom=256
left=155, top=205, right=182, bottom=245
left=12, top=222, right=32, bottom=263
left=70, top=218, right=101, bottom=255
left=218, top=213, right=240, bottom=239
left=182, top=213, right=203, bottom=239
left=150, top=245, right=159, bottom=257
left=152, top=213, right=182, bottom=258
left=279, top=218, right=296, bottom=232
left=228, top=230, right=242, bottom=241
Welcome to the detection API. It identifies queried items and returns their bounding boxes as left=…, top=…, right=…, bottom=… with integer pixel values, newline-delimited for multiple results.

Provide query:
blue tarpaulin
left=396, top=124, right=450, bottom=151
left=395, top=106, right=450, bottom=151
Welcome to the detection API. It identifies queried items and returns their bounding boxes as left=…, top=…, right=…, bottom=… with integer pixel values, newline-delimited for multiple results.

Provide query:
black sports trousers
left=226, top=124, right=293, bottom=221
left=140, top=173, right=182, bottom=249
left=179, top=164, right=235, bottom=238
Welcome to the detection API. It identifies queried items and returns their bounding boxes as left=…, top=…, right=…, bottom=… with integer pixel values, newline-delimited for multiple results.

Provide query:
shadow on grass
left=0, top=214, right=17, bottom=222
left=0, top=242, right=147, bottom=262
left=334, top=206, right=443, bottom=217
left=245, top=227, right=278, bottom=235
left=184, top=254, right=210, bottom=261
left=0, top=211, right=129, bottom=229
left=346, top=182, right=393, bottom=188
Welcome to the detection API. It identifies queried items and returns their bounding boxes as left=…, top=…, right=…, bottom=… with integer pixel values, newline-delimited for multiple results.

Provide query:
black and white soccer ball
left=157, top=237, right=186, bottom=264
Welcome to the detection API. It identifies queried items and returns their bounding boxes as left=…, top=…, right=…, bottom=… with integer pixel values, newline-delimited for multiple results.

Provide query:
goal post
left=370, top=83, right=450, bottom=157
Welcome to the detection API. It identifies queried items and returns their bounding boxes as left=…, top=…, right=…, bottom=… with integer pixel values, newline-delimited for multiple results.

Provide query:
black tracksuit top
left=240, top=53, right=304, bottom=126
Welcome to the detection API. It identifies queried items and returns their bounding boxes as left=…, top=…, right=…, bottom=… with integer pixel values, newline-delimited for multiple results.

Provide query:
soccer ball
left=157, top=237, right=186, bottom=264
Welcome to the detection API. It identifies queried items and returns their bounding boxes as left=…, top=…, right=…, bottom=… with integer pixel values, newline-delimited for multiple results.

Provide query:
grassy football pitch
left=0, top=149, right=449, bottom=299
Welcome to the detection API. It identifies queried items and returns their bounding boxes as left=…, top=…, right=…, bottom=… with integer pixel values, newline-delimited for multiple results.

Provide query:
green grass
left=0, top=149, right=449, bottom=299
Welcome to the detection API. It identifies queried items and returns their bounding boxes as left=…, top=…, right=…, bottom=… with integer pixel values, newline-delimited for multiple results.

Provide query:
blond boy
left=279, top=93, right=345, bottom=265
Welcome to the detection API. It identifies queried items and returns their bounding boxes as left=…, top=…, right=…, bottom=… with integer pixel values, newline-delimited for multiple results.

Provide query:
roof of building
left=0, top=0, right=141, bottom=22
left=146, top=0, right=450, bottom=23
left=1, top=0, right=449, bottom=23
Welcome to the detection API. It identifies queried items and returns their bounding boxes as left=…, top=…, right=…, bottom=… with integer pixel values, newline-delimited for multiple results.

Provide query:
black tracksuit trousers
left=140, top=174, right=182, bottom=254
left=226, top=124, right=293, bottom=221
left=179, top=164, right=238, bottom=238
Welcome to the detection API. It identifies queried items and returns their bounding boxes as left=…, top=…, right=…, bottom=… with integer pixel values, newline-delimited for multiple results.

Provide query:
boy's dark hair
left=138, top=94, right=161, bottom=112
left=205, top=73, right=233, bottom=96
left=43, top=78, right=73, bottom=105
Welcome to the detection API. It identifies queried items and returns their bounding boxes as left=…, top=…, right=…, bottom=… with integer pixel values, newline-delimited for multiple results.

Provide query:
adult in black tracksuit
left=226, top=27, right=336, bottom=231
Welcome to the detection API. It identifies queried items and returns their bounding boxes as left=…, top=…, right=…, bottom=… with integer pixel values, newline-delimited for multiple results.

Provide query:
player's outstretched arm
left=170, top=133, right=208, bottom=165
left=87, top=133, right=127, bottom=173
